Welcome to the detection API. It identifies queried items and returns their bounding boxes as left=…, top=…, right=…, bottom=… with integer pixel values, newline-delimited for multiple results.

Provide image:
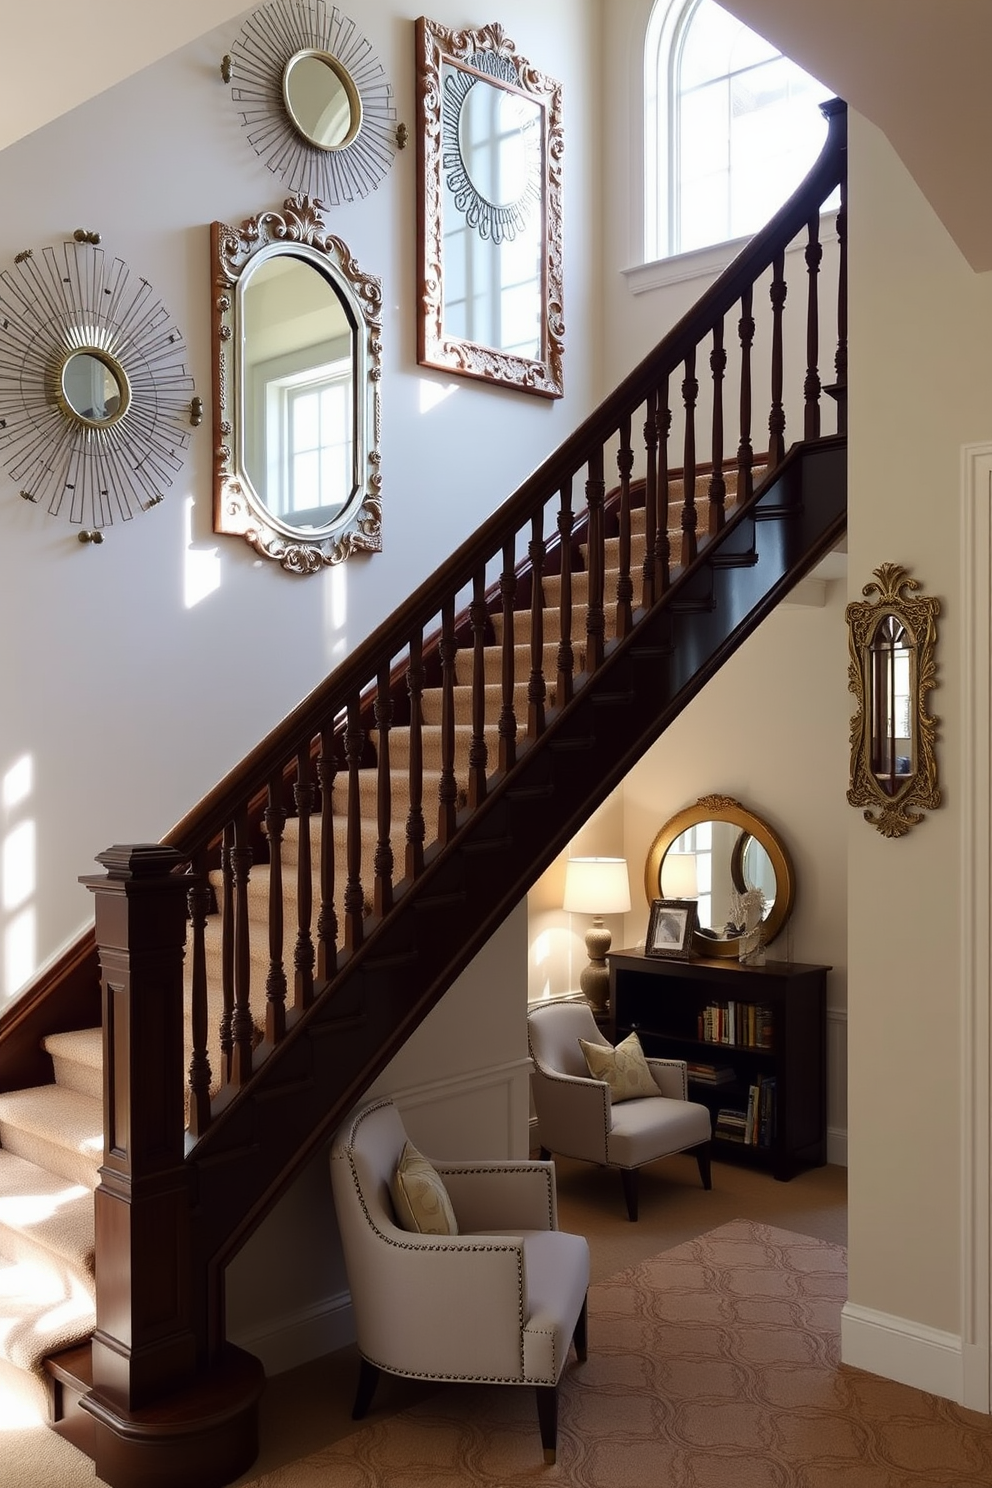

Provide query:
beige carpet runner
left=242, top=1221, right=992, bottom=1488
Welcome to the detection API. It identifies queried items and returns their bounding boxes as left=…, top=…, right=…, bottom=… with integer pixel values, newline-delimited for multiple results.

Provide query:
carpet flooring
left=238, top=1218, right=992, bottom=1488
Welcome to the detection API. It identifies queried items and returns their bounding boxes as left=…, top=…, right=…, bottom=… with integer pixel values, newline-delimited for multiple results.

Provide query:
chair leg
left=620, top=1167, right=639, bottom=1222
left=535, top=1384, right=559, bottom=1464
left=352, top=1357, right=381, bottom=1420
left=694, top=1140, right=713, bottom=1191
left=572, top=1294, right=588, bottom=1362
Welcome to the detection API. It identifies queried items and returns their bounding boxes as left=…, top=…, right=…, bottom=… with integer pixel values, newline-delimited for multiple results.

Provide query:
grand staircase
left=0, top=103, right=847, bottom=1487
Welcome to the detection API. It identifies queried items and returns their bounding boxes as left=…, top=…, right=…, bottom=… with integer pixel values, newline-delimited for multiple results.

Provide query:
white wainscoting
left=826, top=1005, right=848, bottom=1167
left=229, top=1056, right=533, bottom=1376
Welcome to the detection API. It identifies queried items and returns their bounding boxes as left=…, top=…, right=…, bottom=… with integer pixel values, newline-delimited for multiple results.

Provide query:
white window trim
left=622, top=205, right=838, bottom=296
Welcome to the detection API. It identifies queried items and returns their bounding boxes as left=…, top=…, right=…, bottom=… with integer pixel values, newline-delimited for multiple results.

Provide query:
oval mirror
left=212, top=195, right=383, bottom=573
left=645, top=795, right=795, bottom=959
left=60, top=349, right=129, bottom=426
left=282, top=49, right=361, bottom=151
left=240, top=251, right=357, bottom=534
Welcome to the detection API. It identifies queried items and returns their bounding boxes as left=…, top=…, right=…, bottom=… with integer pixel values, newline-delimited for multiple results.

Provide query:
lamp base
left=579, top=920, right=612, bottom=1016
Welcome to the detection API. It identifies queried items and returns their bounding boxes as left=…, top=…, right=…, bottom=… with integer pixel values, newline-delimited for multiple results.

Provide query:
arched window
left=645, top=0, right=831, bottom=261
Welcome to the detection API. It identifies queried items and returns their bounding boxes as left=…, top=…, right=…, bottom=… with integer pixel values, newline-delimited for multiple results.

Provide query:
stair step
left=44, top=1028, right=103, bottom=1100
left=0, top=1148, right=95, bottom=1277
left=0, top=1085, right=103, bottom=1191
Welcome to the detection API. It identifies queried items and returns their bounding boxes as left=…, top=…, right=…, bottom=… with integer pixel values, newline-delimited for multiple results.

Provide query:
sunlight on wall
left=418, top=377, right=459, bottom=414
left=325, top=562, right=350, bottom=665
left=183, top=495, right=221, bottom=608
left=2, top=756, right=36, bottom=1004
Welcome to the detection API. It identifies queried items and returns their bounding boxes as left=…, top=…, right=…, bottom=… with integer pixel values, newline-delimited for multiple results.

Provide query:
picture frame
left=645, top=898, right=697, bottom=959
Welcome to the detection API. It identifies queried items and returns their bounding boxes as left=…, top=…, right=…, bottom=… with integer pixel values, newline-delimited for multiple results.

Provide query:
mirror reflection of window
left=440, top=64, right=543, bottom=360
left=240, top=253, right=356, bottom=531
left=62, top=351, right=122, bottom=423
left=664, top=822, right=712, bottom=930
left=871, top=614, right=914, bottom=795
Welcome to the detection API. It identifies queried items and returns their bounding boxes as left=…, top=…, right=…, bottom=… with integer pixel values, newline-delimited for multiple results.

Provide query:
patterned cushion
left=579, top=1031, right=659, bottom=1102
left=390, top=1141, right=459, bottom=1235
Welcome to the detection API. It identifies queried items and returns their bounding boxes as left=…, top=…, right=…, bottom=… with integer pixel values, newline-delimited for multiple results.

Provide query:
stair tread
left=44, top=1028, right=102, bottom=1070
left=0, top=1085, right=103, bottom=1183
left=0, top=1149, right=95, bottom=1274
left=0, top=1245, right=95, bottom=1377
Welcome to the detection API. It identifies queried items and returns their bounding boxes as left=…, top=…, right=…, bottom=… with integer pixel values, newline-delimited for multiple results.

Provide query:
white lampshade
left=662, top=852, right=698, bottom=899
left=563, top=857, right=631, bottom=916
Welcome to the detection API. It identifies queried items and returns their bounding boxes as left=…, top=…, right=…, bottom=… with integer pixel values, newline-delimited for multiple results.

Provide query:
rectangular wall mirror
left=415, top=16, right=564, bottom=398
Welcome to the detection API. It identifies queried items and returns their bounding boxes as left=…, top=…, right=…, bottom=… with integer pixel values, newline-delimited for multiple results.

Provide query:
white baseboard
left=826, top=1126, right=848, bottom=1167
left=841, top=1302, right=963, bottom=1404
left=230, top=1289, right=356, bottom=1377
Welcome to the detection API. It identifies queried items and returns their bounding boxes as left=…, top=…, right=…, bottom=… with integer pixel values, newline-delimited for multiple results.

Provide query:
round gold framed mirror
left=57, top=348, right=130, bottom=427
left=644, top=794, right=795, bottom=959
left=282, top=49, right=362, bottom=151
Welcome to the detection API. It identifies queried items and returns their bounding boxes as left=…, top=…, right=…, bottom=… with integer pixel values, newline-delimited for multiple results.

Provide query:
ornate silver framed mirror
left=415, top=16, right=564, bottom=398
left=0, top=232, right=196, bottom=534
left=211, top=194, right=382, bottom=574
left=644, top=795, right=796, bottom=960
left=225, top=0, right=398, bottom=205
left=846, top=563, right=940, bottom=836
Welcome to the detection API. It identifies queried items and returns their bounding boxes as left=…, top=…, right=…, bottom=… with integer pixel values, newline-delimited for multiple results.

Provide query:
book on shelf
left=698, top=1000, right=775, bottom=1050
left=686, top=1061, right=736, bottom=1085
left=715, top=1076, right=777, bottom=1148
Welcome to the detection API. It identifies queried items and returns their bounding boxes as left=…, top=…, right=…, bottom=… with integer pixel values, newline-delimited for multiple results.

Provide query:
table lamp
left=563, top=856, right=631, bottom=1014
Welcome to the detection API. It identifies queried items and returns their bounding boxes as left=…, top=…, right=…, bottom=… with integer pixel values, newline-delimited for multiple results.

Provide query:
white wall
left=0, top=0, right=601, bottom=1006
left=841, top=110, right=992, bottom=1399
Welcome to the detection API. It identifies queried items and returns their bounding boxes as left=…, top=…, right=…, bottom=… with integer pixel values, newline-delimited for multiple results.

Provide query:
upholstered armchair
left=329, top=1097, right=589, bottom=1463
left=527, top=1000, right=713, bottom=1221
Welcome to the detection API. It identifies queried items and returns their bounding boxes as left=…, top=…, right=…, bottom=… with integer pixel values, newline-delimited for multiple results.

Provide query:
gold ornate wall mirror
left=211, top=194, right=382, bottom=574
left=224, top=1, right=398, bottom=205
left=0, top=231, right=196, bottom=533
left=644, top=795, right=795, bottom=959
left=416, top=16, right=564, bottom=398
left=846, top=563, right=940, bottom=836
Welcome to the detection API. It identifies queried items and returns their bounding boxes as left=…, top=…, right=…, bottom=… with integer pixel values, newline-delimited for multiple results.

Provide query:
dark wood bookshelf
left=608, top=950, right=829, bottom=1181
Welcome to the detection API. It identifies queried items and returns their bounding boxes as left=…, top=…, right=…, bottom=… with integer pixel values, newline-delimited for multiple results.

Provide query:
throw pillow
left=390, top=1140, right=459, bottom=1235
left=579, top=1031, right=659, bottom=1102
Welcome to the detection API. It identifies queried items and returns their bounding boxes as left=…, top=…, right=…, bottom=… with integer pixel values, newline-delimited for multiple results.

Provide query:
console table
left=608, top=949, right=829, bottom=1181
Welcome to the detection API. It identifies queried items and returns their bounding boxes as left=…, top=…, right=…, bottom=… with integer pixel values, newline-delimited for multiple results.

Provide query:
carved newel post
left=81, top=845, right=263, bottom=1488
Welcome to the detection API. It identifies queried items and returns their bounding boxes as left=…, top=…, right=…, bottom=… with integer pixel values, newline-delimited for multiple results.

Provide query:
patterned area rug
left=244, top=1220, right=992, bottom=1487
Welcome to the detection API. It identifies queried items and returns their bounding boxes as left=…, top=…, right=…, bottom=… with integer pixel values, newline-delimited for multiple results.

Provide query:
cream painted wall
left=845, top=113, right=992, bottom=1342
left=0, top=0, right=601, bottom=1005
left=528, top=582, right=850, bottom=1147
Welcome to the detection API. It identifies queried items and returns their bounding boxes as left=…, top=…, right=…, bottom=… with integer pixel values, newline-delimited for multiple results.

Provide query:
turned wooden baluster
left=185, top=854, right=212, bottom=1138
left=768, top=250, right=787, bottom=469
left=343, top=697, right=366, bottom=951
left=263, top=772, right=287, bottom=1046
left=737, top=284, right=755, bottom=505
left=527, top=514, right=547, bottom=733
left=679, top=348, right=699, bottom=569
left=614, top=423, right=634, bottom=639
left=498, top=538, right=518, bottom=772
left=641, top=387, right=659, bottom=611
left=708, top=318, right=727, bottom=535
left=293, top=745, right=315, bottom=1009
left=219, top=822, right=235, bottom=1084
left=468, top=568, right=489, bottom=807
left=556, top=479, right=575, bottom=706
left=405, top=630, right=427, bottom=879
left=316, top=725, right=338, bottom=980
left=804, top=214, right=823, bottom=441
left=374, top=665, right=394, bottom=916
left=655, top=379, right=672, bottom=595
left=585, top=449, right=606, bottom=673
left=833, top=175, right=848, bottom=434
left=230, top=807, right=254, bottom=1087
left=437, top=599, right=459, bottom=843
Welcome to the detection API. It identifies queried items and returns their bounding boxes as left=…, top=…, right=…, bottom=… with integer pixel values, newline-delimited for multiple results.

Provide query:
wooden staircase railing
left=8, top=102, right=847, bottom=1488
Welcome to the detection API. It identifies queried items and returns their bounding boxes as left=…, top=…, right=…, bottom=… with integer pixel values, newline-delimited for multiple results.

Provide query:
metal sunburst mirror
left=0, top=232, right=196, bottom=533
left=224, top=0, right=400, bottom=204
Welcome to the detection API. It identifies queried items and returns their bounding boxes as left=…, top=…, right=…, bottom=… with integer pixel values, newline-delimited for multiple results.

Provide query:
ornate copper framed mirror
left=415, top=16, right=564, bottom=398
